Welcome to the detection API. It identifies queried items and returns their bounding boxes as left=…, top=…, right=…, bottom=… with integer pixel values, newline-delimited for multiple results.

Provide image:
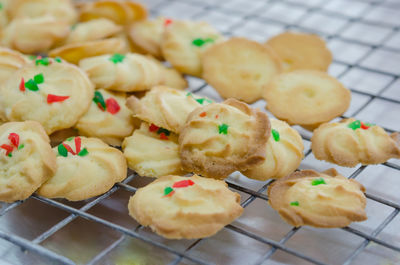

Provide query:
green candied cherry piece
left=35, top=57, right=50, bottom=66
left=272, top=129, right=280, bottom=142
left=25, top=79, right=39, bottom=91
left=156, top=128, right=171, bottom=136
left=109, top=53, right=125, bottom=64
left=218, top=124, right=229, bottom=135
left=18, top=144, right=24, bottom=150
left=33, top=73, right=44, bottom=84
left=311, top=178, right=326, bottom=186
left=93, top=91, right=106, bottom=110
left=348, top=120, right=361, bottom=130
left=290, top=201, right=299, bottom=206
left=78, top=148, right=89, bottom=157
left=164, top=187, right=174, bottom=196
left=58, top=144, right=68, bottom=157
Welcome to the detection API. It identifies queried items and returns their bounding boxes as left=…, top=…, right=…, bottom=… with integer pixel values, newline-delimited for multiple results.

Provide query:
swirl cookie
left=78, top=0, right=147, bottom=25
left=0, top=58, right=94, bottom=134
left=147, top=56, right=187, bottom=90
left=79, top=53, right=162, bottom=92
left=75, top=89, right=134, bottom=146
left=268, top=169, right=367, bottom=228
left=311, top=118, right=400, bottom=167
left=264, top=70, right=351, bottom=130
left=37, top=136, right=127, bottom=201
left=1, top=16, right=70, bottom=54
left=64, top=18, right=122, bottom=45
left=123, top=123, right=185, bottom=178
left=266, top=32, right=332, bottom=72
left=202, top=37, right=282, bottom=103
left=161, top=20, right=224, bottom=77
left=0, top=47, right=29, bottom=84
left=128, top=174, right=243, bottom=239
left=179, top=98, right=271, bottom=179
left=242, top=119, right=304, bottom=181
left=49, top=38, right=129, bottom=65
left=0, top=121, right=56, bottom=203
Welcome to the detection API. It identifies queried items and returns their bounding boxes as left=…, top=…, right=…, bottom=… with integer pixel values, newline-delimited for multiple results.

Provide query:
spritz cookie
left=37, top=136, right=127, bottom=201
left=128, top=174, right=243, bottom=239
left=147, top=56, right=187, bottom=90
left=0, top=121, right=56, bottom=202
left=0, top=47, right=29, bottom=84
left=268, top=169, right=367, bottom=228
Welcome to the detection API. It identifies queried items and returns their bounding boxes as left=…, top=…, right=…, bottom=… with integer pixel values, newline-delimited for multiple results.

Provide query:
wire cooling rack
left=1, top=0, right=400, bottom=264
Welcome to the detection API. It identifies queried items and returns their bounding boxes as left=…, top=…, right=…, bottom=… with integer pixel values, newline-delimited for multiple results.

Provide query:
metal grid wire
left=1, top=0, right=400, bottom=264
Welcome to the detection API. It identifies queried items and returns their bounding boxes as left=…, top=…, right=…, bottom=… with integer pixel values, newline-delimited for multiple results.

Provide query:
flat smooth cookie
left=128, top=174, right=243, bottom=239
left=264, top=70, right=351, bottom=130
left=179, top=98, right=271, bottom=179
left=202, top=37, right=282, bottom=103
left=0, top=121, right=56, bottom=202
left=123, top=123, right=185, bottom=178
left=75, top=89, right=134, bottom=146
left=268, top=169, right=367, bottom=228
left=266, top=32, right=332, bottom=72
left=161, top=20, right=224, bottom=77
left=0, top=58, right=94, bottom=134
left=311, top=118, right=400, bottom=167
left=242, top=119, right=304, bottom=181
left=37, top=136, right=127, bottom=201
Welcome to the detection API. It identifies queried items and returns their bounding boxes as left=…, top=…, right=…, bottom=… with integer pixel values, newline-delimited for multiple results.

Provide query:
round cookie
left=126, top=86, right=211, bottom=134
left=37, top=136, right=127, bottom=201
left=179, top=98, right=271, bottom=179
left=123, top=123, right=185, bottom=178
left=79, top=53, right=162, bottom=92
left=202, top=37, right=282, bottom=103
left=268, top=169, right=367, bottom=228
left=1, top=16, right=71, bottom=54
left=311, top=118, right=400, bottom=167
left=266, top=32, right=332, bottom=72
left=264, top=70, right=351, bottom=130
left=49, top=38, right=129, bottom=65
left=0, top=47, right=29, bottom=84
left=241, top=119, right=304, bottom=181
left=0, top=58, right=94, bottom=134
left=0, top=121, right=56, bottom=203
left=75, top=89, right=134, bottom=146
left=128, top=174, right=243, bottom=239
left=161, top=20, right=224, bottom=77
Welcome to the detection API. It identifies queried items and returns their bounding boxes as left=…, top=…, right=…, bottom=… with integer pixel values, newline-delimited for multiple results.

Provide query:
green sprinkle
left=25, top=79, right=39, bottom=91
left=93, top=91, right=106, bottom=110
left=71, top=24, right=77, bottom=30
left=192, top=38, right=205, bottom=46
left=348, top=120, right=361, bottom=130
left=55, top=57, right=62, bottom=63
left=186, top=92, right=192, bottom=97
left=0, top=3, right=3, bottom=10
left=18, top=144, right=24, bottom=150
left=35, top=57, right=50, bottom=66
left=311, top=178, right=326, bottom=186
left=290, top=201, right=299, bottom=206
left=218, top=123, right=229, bottom=135
left=109, top=53, right=125, bottom=64
left=78, top=148, right=89, bottom=157
left=196, top=98, right=205, bottom=104
left=164, top=186, right=174, bottom=196
left=7, top=153, right=12, bottom=157
left=28, top=55, right=37, bottom=60
left=66, top=137, right=74, bottom=141
left=58, top=144, right=68, bottom=157
left=272, top=129, right=280, bottom=142
left=157, top=128, right=171, bottom=136
left=33, top=73, right=44, bottom=84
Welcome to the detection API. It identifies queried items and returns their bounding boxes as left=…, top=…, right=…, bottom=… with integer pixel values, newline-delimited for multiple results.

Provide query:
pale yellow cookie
left=75, top=89, right=134, bottom=146
left=122, top=123, right=184, bottom=178
left=179, top=98, right=271, bottom=179
left=0, top=47, right=29, bottom=85
left=147, top=56, right=187, bottom=90
left=268, top=169, right=367, bottom=228
left=64, top=18, right=122, bottom=45
left=241, top=119, right=304, bottom=181
left=126, top=86, right=211, bottom=134
left=264, top=70, right=351, bottom=130
left=0, top=0, right=11, bottom=29
left=37, top=136, right=127, bottom=201
left=0, top=58, right=94, bottom=134
left=311, top=118, right=400, bottom=167
left=128, top=174, right=243, bottom=239
left=7, top=0, right=77, bottom=24
left=161, top=20, right=224, bottom=77
left=78, top=0, right=147, bottom=25
left=1, top=16, right=71, bottom=54
left=79, top=53, right=162, bottom=92
left=0, top=121, right=56, bottom=203
left=49, top=38, right=129, bottom=65
left=202, top=37, right=282, bottom=103
left=266, top=32, right=332, bottom=72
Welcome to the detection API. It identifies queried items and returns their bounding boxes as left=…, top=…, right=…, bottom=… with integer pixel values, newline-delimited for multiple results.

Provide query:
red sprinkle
left=75, top=137, right=81, bottom=154
left=360, top=122, right=369, bottom=130
left=37, top=56, right=42, bottom=59
left=1, top=144, right=13, bottom=156
left=199, top=112, right=207, bottom=117
left=19, top=78, right=25, bottom=92
left=173, top=179, right=195, bottom=188
left=149, top=124, right=160, bottom=132
left=97, top=102, right=106, bottom=111
left=163, top=190, right=175, bottom=197
left=47, top=94, right=69, bottom=104
left=8, top=133, right=19, bottom=148
left=106, top=98, right=120, bottom=114
left=159, top=132, right=168, bottom=140
left=62, top=143, right=76, bottom=155
left=215, top=115, right=219, bottom=119
left=164, top=18, right=173, bottom=26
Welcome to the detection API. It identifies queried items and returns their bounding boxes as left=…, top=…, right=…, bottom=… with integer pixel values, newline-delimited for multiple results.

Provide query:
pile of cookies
left=1, top=0, right=399, bottom=240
